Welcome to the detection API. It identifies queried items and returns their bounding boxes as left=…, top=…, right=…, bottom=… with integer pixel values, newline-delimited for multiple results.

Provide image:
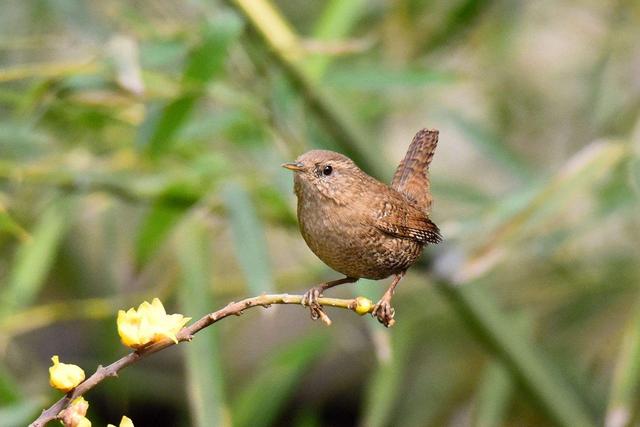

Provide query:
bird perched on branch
left=282, top=128, right=442, bottom=327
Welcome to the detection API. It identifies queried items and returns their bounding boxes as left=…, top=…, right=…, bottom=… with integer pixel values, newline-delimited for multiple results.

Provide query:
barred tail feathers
left=391, top=128, right=439, bottom=213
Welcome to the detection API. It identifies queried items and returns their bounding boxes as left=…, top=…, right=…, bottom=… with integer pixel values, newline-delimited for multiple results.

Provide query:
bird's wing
left=371, top=198, right=442, bottom=245
left=391, top=128, right=439, bottom=213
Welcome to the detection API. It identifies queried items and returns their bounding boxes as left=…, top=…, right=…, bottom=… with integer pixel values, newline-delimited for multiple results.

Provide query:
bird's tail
left=391, top=128, right=439, bottom=213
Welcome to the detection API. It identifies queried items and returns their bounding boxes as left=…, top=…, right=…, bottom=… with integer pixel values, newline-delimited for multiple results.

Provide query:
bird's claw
left=301, top=287, right=322, bottom=316
left=301, top=287, right=331, bottom=325
left=372, top=299, right=395, bottom=327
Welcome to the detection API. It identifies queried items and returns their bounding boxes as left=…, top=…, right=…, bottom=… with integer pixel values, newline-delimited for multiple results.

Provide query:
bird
left=282, top=128, right=442, bottom=327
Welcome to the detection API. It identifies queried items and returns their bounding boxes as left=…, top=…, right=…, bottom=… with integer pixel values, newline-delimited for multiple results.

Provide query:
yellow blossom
left=353, top=296, right=374, bottom=315
left=107, top=415, right=134, bottom=427
left=49, top=355, right=85, bottom=393
left=117, top=298, right=191, bottom=349
left=59, top=397, right=91, bottom=427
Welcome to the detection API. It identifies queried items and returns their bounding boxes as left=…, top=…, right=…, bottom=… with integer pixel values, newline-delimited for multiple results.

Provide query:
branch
left=29, top=293, right=372, bottom=427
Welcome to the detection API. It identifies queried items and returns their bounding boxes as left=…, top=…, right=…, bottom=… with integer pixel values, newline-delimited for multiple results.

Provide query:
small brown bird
left=282, top=128, right=442, bottom=327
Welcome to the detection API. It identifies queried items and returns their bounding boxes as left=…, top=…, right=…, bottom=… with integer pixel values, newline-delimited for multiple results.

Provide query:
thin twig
left=29, top=293, right=371, bottom=427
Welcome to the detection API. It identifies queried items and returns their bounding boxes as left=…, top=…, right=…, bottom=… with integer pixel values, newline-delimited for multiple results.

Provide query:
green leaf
left=136, top=203, right=184, bottom=265
left=139, top=94, right=199, bottom=156
left=178, top=219, right=228, bottom=427
left=473, top=315, right=531, bottom=427
left=324, top=67, right=456, bottom=90
left=436, top=281, right=597, bottom=427
left=473, top=361, right=513, bottom=427
left=361, top=349, right=402, bottom=427
left=631, top=155, right=640, bottom=198
left=139, top=15, right=242, bottom=156
left=0, top=363, right=21, bottom=403
left=222, top=182, right=274, bottom=295
left=140, top=38, right=185, bottom=69
left=361, top=321, right=412, bottom=427
left=229, top=0, right=389, bottom=178
left=0, top=199, right=70, bottom=318
left=0, top=122, right=50, bottom=159
left=302, top=0, right=367, bottom=80
left=431, top=177, right=492, bottom=205
left=605, top=295, right=640, bottom=427
left=183, top=14, right=243, bottom=85
left=458, top=141, right=628, bottom=282
left=446, top=112, right=534, bottom=181
left=0, top=205, right=29, bottom=242
left=0, top=398, right=46, bottom=427
left=231, top=334, right=329, bottom=427
left=423, top=0, right=494, bottom=52
left=293, top=409, right=322, bottom=427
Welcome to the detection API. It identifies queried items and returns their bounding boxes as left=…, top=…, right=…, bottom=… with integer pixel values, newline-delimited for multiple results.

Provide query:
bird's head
left=282, top=150, right=368, bottom=204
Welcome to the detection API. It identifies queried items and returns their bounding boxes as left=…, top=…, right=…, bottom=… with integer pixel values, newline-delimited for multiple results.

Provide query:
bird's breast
left=296, top=193, right=422, bottom=279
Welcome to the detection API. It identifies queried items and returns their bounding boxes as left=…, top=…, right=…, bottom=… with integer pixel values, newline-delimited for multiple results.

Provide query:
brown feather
left=391, top=128, right=439, bottom=213
left=372, top=196, right=442, bottom=245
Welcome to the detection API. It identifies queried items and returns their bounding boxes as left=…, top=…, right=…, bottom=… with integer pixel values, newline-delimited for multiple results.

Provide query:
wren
left=282, top=128, right=442, bottom=327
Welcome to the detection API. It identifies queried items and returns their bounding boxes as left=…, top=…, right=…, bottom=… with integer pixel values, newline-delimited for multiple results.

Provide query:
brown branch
left=29, top=293, right=372, bottom=427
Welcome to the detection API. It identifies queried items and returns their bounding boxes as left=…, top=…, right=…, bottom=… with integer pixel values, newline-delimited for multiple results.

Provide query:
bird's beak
left=281, top=162, right=305, bottom=171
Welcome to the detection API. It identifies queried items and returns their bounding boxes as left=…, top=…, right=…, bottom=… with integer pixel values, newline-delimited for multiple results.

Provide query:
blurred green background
left=1, top=0, right=640, bottom=426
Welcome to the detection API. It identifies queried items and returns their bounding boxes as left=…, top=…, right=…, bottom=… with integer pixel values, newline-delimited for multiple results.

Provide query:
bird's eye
left=322, top=165, right=333, bottom=176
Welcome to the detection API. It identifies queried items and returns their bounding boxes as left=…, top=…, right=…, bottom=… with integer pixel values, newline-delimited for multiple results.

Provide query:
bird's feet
left=372, top=297, right=395, bottom=328
left=301, top=286, right=331, bottom=325
left=300, top=277, right=358, bottom=325
left=301, top=286, right=322, bottom=319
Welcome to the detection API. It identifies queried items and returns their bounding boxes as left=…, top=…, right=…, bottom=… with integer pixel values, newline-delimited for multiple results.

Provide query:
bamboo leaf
left=231, top=334, right=329, bottom=427
left=139, top=15, right=242, bottom=156
left=293, top=409, right=322, bottom=427
left=473, top=314, right=531, bottom=427
left=136, top=203, right=183, bottom=265
left=361, top=323, right=411, bottom=427
left=139, top=95, right=199, bottom=156
left=458, top=141, right=628, bottom=283
left=302, top=0, right=367, bottom=80
left=0, top=204, right=29, bottom=242
left=229, top=0, right=389, bottom=178
left=0, top=363, right=21, bottom=403
left=422, top=0, right=494, bottom=52
left=178, top=219, right=228, bottom=427
left=222, top=182, right=274, bottom=295
left=436, top=281, right=597, bottom=427
left=0, top=199, right=70, bottom=318
left=0, top=60, right=97, bottom=83
left=431, top=177, right=492, bottom=205
left=446, top=112, right=534, bottom=180
left=474, top=361, right=513, bottom=427
left=605, top=295, right=640, bottom=427
left=324, top=67, right=455, bottom=89
left=0, top=398, right=46, bottom=427
left=183, top=16, right=243, bottom=86
left=361, top=347, right=402, bottom=427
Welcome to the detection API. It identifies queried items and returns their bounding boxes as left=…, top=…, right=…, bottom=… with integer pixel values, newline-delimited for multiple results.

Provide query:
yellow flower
left=107, top=415, right=134, bottom=427
left=353, top=296, right=374, bottom=315
left=49, top=355, right=85, bottom=393
left=59, top=397, right=91, bottom=427
left=117, top=298, right=191, bottom=349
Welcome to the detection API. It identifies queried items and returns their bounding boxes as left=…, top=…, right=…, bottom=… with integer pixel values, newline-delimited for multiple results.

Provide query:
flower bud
left=354, top=296, right=374, bottom=315
left=108, top=415, right=134, bottom=427
left=59, top=397, right=91, bottom=427
left=49, top=355, right=85, bottom=393
left=117, top=298, right=191, bottom=349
